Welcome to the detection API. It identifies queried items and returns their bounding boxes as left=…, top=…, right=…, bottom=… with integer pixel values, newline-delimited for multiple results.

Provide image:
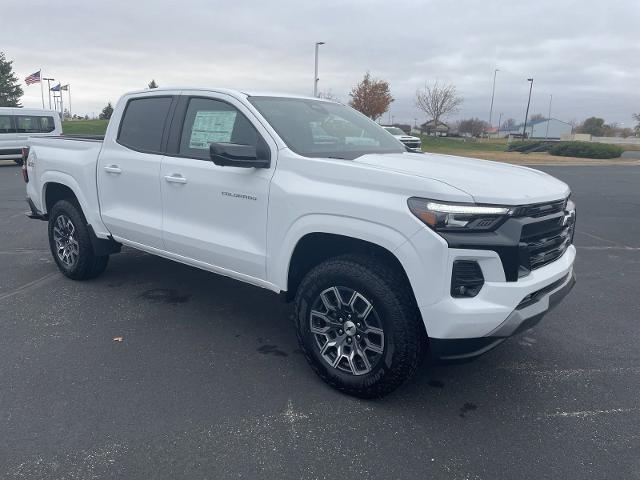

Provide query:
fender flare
left=269, top=214, right=427, bottom=303
left=40, top=171, right=110, bottom=238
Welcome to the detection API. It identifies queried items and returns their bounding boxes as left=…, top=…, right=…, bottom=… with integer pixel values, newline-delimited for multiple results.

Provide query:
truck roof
left=0, top=107, right=60, bottom=115
left=122, top=87, right=336, bottom=102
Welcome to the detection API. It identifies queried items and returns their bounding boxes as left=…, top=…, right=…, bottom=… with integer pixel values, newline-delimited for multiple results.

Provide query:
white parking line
left=0, top=271, right=59, bottom=301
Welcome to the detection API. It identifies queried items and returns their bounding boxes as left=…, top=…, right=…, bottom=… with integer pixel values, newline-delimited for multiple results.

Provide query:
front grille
left=402, top=140, right=421, bottom=148
left=514, top=199, right=566, bottom=218
left=519, top=200, right=575, bottom=273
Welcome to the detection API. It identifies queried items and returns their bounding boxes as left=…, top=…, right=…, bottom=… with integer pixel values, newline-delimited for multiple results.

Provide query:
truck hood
left=354, top=152, right=570, bottom=205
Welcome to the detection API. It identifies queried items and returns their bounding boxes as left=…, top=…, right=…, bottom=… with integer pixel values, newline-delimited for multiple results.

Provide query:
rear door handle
left=103, top=165, right=122, bottom=174
left=164, top=174, right=187, bottom=184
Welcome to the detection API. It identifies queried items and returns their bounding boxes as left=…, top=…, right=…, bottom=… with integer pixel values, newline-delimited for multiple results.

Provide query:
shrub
left=508, top=141, right=553, bottom=153
left=549, top=141, right=623, bottom=159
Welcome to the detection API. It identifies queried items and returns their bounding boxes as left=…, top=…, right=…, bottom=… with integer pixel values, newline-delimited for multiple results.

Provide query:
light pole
left=545, top=94, right=553, bottom=139
left=497, top=112, right=503, bottom=136
left=522, top=78, right=534, bottom=140
left=313, top=41, right=325, bottom=97
left=489, top=68, right=499, bottom=128
left=43, top=77, right=54, bottom=109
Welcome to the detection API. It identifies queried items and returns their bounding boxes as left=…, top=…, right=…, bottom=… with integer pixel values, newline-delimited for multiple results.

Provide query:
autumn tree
left=415, top=81, right=463, bottom=127
left=0, top=51, right=23, bottom=107
left=148, top=79, right=158, bottom=89
left=349, top=72, right=393, bottom=120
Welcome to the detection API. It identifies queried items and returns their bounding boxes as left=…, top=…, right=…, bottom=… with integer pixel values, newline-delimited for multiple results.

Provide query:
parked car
left=0, top=107, right=61, bottom=165
left=383, top=126, right=422, bottom=152
left=23, top=88, right=576, bottom=397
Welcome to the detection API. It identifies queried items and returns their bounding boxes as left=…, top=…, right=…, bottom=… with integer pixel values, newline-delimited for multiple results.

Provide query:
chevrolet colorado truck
left=23, top=88, right=576, bottom=398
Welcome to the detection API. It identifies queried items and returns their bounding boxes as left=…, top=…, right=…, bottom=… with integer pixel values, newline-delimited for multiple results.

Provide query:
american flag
left=25, top=71, right=41, bottom=85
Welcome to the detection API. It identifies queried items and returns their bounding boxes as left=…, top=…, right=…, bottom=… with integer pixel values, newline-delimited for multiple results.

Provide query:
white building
left=504, top=118, right=572, bottom=140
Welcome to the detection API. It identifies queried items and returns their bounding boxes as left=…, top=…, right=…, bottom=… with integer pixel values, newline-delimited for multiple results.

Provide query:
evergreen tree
left=0, top=51, right=24, bottom=107
left=99, top=102, right=114, bottom=120
left=148, top=79, right=158, bottom=89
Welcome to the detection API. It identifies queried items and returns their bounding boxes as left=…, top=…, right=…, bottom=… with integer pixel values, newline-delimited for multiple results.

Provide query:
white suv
left=383, top=126, right=422, bottom=151
left=0, top=107, right=62, bottom=165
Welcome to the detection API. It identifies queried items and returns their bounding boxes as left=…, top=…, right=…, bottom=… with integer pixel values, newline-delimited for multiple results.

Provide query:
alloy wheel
left=309, top=286, right=385, bottom=376
left=53, top=214, right=79, bottom=267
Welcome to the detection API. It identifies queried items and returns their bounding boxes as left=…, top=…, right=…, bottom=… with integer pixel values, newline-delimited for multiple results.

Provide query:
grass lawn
left=420, top=136, right=508, bottom=154
left=62, top=119, right=109, bottom=135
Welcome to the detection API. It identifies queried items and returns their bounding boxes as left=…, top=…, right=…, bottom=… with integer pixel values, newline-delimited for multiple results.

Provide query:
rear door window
left=117, top=97, right=173, bottom=153
left=12, top=115, right=56, bottom=133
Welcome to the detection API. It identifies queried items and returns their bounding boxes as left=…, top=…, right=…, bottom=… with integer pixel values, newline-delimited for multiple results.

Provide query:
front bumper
left=419, top=244, right=576, bottom=360
left=430, top=271, right=575, bottom=360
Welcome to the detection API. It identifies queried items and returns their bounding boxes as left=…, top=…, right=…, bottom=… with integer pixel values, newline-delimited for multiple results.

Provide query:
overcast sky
left=3, top=0, right=639, bottom=126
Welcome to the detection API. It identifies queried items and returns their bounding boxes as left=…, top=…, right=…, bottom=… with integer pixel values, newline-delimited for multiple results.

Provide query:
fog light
left=451, top=260, right=484, bottom=298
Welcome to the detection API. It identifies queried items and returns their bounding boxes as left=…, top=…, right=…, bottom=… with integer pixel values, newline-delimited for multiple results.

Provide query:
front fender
left=269, top=214, right=447, bottom=309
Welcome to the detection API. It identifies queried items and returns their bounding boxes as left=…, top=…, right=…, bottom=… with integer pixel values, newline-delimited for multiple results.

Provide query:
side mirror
left=209, top=142, right=270, bottom=168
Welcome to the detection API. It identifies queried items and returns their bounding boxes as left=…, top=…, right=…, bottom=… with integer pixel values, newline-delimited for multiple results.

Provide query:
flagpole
left=39, top=69, right=45, bottom=108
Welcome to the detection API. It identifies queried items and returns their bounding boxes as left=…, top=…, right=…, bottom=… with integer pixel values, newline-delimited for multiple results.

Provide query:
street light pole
left=497, top=112, right=503, bottom=136
left=545, top=94, right=553, bottom=139
left=489, top=68, right=499, bottom=128
left=522, top=78, right=534, bottom=140
left=313, top=41, right=325, bottom=97
left=43, top=77, right=54, bottom=109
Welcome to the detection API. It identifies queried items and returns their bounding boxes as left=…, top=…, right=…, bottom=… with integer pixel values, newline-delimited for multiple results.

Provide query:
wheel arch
left=272, top=215, right=425, bottom=307
left=39, top=171, right=109, bottom=238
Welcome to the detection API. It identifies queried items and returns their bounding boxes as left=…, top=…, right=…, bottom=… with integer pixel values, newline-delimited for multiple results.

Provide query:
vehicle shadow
left=95, top=246, right=540, bottom=409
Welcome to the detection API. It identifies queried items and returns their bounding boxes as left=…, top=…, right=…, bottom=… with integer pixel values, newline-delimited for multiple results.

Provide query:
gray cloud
left=5, top=0, right=639, bottom=124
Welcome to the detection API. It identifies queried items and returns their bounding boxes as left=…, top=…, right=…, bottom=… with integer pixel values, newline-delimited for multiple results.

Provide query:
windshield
left=248, top=97, right=405, bottom=159
left=384, top=127, right=405, bottom=135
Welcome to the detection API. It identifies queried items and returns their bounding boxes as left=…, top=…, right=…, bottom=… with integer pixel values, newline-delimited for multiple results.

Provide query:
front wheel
left=293, top=254, right=426, bottom=398
left=48, top=200, right=109, bottom=280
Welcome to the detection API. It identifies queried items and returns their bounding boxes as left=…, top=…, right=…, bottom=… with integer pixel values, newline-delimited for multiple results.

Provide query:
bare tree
left=633, top=113, right=640, bottom=135
left=415, top=81, right=463, bottom=127
left=501, top=118, right=517, bottom=130
left=458, top=118, right=490, bottom=137
left=349, top=72, right=394, bottom=120
left=529, top=113, right=546, bottom=122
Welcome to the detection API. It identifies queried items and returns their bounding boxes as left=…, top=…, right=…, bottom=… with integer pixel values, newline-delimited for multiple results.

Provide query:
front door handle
left=164, top=174, right=187, bottom=184
left=103, top=165, right=122, bottom=174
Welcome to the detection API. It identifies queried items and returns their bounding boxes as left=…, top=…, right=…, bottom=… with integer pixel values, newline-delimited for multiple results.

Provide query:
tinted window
left=118, top=97, right=173, bottom=152
left=14, top=115, right=56, bottom=133
left=179, top=97, right=259, bottom=159
left=248, top=97, right=404, bottom=159
left=0, top=115, right=15, bottom=133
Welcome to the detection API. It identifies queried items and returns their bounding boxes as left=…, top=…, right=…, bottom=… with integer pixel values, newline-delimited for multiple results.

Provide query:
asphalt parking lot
left=1, top=162, right=639, bottom=479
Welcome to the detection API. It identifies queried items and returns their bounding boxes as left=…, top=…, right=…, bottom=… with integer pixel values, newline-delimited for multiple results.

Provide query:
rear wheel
left=293, top=254, right=425, bottom=398
left=48, top=200, right=109, bottom=280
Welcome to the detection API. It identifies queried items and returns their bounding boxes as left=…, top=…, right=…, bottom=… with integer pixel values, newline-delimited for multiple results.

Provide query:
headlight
left=408, top=197, right=512, bottom=232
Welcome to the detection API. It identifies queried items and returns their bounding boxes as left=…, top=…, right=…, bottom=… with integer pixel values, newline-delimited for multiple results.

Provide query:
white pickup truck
left=23, top=88, right=576, bottom=397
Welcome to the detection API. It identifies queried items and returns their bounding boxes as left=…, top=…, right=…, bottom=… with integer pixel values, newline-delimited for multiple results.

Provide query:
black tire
left=14, top=159, right=23, bottom=166
left=293, top=254, right=426, bottom=398
left=48, top=200, right=109, bottom=280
